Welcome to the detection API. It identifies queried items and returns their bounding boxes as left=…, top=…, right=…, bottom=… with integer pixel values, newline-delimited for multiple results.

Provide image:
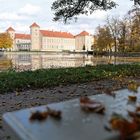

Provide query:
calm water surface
left=0, top=52, right=140, bottom=71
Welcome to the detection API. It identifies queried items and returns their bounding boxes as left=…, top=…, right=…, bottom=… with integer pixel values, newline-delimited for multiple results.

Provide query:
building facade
left=6, top=27, right=31, bottom=51
left=6, top=22, right=94, bottom=51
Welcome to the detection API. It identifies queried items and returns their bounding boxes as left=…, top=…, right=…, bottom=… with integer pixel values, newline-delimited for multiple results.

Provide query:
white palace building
left=6, top=22, right=94, bottom=52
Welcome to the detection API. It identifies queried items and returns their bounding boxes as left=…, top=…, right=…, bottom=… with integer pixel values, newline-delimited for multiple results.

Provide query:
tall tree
left=94, top=6, right=140, bottom=53
left=52, top=0, right=140, bottom=22
left=127, top=6, right=140, bottom=51
left=0, top=33, right=13, bottom=49
left=106, top=17, right=120, bottom=53
left=117, top=19, right=128, bottom=52
left=95, top=26, right=113, bottom=52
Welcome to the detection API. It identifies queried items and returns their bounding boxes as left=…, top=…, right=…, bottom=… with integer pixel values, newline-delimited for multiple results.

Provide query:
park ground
left=0, top=64, right=140, bottom=140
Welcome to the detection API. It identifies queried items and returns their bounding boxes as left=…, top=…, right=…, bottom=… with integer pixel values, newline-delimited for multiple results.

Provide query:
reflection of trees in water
left=90, top=56, right=121, bottom=65
left=0, top=59, right=12, bottom=71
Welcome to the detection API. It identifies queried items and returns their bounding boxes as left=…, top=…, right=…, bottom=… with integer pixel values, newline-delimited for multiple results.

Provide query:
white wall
left=41, top=37, right=75, bottom=51
left=30, top=27, right=41, bottom=51
left=75, top=35, right=93, bottom=51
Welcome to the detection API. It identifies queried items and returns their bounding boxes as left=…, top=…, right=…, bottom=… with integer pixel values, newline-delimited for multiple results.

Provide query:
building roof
left=15, top=33, right=31, bottom=40
left=40, top=30, right=74, bottom=38
left=76, top=31, right=90, bottom=36
left=6, top=27, right=15, bottom=32
left=30, top=22, right=40, bottom=28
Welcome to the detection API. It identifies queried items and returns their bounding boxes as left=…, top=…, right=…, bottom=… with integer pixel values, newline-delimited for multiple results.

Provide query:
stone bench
left=3, top=88, right=140, bottom=140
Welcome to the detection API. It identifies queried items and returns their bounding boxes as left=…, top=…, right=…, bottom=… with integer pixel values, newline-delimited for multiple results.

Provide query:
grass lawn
left=0, top=63, right=140, bottom=94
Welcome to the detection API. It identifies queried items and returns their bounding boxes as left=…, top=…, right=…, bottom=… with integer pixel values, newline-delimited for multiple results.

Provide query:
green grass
left=0, top=63, right=140, bottom=94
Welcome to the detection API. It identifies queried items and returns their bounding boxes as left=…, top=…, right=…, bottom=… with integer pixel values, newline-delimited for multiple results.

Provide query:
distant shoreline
left=2, top=51, right=140, bottom=57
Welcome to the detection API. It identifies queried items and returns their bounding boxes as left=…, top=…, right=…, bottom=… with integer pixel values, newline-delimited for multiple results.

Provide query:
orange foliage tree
left=0, top=33, right=13, bottom=49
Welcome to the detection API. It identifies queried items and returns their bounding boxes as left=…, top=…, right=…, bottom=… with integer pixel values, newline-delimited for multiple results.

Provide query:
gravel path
left=0, top=78, right=140, bottom=140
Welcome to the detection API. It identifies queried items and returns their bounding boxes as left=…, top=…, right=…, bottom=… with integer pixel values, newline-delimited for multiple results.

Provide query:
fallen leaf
left=15, top=91, right=20, bottom=96
left=47, top=107, right=62, bottom=119
left=128, top=95, right=137, bottom=102
left=30, top=111, right=48, bottom=121
left=128, top=81, right=138, bottom=93
left=30, top=107, right=62, bottom=121
left=80, top=96, right=105, bottom=114
left=109, top=113, right=138, bottom=140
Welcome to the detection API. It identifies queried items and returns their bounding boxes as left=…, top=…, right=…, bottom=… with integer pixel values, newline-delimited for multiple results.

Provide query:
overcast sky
left=0, top=0, right=134, bottom=35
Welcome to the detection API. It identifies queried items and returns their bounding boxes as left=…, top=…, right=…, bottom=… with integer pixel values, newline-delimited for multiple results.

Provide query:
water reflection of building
left=5, top=53, right=140, bottom=71
left=31, top=55, right=42, bottom=70
left=41, top=55, right=84, bottom=68
left=5, top=54, right=116, bottom=71
left=6, top=53, right=93, bottom=71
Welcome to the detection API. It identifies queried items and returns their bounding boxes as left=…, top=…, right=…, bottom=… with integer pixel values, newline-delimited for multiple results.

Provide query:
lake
left=0, top=52, right=140, bottom=71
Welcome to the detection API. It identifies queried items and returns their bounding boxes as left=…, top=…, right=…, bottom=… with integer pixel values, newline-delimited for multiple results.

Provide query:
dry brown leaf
left=128, top=81, right=138, bottom=93
left=80, top=96, right=105, bottom=114
left=30, top=107, right=62, bottom=121
left=30, top=111, right=48, bottom=121
left=109, top=113, right=138, bottom=140
left=47, top=107, right=62, bottom=119
left=128, top=95, right=137, bottom=102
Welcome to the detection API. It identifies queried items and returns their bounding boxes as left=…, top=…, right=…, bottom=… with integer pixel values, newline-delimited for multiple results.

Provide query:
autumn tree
left=96, top=7, right=140, bottom=53
left=127, top=6, right=140, bottom=52
left=93, top=5, right=140, bottom=53
left=106, top=17, right=121, bottom=53
left=94, top=26, right=113, bottom=52
left=117, top=19, right=128, bottom=52
left=105, top=7, right=140, bottom=53
left=52, top=0, right=140, bottom=22
left=0, top=33, right=13, bottom=49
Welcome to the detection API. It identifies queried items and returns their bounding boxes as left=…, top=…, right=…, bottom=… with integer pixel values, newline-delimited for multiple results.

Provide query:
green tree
left=52, top=0, right=140, bottom=22
left=0, top=33, right=13, bottom=49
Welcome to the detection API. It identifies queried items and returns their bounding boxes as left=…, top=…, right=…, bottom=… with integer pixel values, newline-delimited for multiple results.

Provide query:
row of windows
left=16, top=45, right=30, bottom=51
left=43, top=38, right=74, bottom=44
left=43, top=45, right=75, bottom=50
left=44, top=45, right=64, bottom=49
left=76, top=39, right=91, bottom=44
left=16, top=40, right=31, bottom=43
left=16, top=44, right=30, bottom=47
